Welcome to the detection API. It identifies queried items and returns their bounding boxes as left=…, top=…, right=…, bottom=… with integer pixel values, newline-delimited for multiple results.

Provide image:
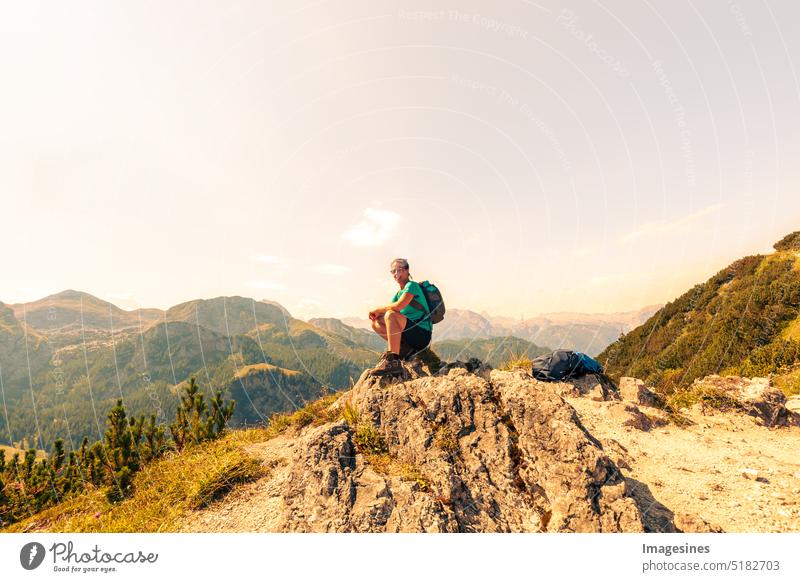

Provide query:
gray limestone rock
left=272, top=362, right=647, bottom=532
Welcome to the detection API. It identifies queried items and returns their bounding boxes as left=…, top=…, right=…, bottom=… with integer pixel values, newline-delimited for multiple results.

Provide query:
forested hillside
left=600, top=232, right=800, bottom=394
left=0, top=293, right=378, bottom=449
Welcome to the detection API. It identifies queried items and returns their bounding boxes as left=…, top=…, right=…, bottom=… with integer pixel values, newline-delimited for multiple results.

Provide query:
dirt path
left=180, top=434, right=296, bottom=532
left=567, top=397, right=800, bottom=532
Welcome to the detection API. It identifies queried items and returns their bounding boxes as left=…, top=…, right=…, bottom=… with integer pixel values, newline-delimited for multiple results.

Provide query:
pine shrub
left=1, top=377, right=236, bottom=528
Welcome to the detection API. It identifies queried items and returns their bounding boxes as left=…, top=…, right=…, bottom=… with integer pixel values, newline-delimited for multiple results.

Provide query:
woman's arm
left=369, top=293, right=415, bottom=319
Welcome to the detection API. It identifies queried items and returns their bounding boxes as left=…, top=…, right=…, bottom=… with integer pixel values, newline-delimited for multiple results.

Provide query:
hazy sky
left=2, top=0, right=799, bottom=320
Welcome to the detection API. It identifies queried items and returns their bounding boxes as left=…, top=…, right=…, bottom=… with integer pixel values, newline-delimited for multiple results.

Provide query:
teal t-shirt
left=392, top=281, right=432, bottom=332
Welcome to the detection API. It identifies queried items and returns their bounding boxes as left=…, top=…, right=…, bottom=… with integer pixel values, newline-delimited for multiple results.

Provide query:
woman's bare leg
left=384, top=310, right=406, bottom=355
left=371, top=318, right=388, bottom=340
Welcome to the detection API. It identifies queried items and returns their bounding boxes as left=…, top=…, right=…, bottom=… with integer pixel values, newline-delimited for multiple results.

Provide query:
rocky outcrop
left=281, top=422, right=457, bottom=532
left=689, top=375, right=798, bottom=427
left=271, top=361, right=645, bottom=532
left=594, top=401, right=665, bottom=432
left=619, top=377, right=662, bottom=407
left=535, top=372, right=620, bottom=402
left=177, top=364, right=800, bottom=534
left=786, top=396, right=800, bottom=414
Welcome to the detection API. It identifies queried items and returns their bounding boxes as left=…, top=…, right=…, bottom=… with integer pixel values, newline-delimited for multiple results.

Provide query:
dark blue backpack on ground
left=530, top=349, right=604, bottom=382
left=576, top=352, right=603, bottom=374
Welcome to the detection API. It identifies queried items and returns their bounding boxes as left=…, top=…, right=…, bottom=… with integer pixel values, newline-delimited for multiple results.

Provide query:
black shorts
left=401, top=317, right=432, bottom=353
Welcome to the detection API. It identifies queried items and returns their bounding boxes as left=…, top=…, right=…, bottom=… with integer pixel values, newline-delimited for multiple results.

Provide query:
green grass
left=364, top=453, right=432, bottom=492
left=773, top=366, right=800, bottom=397
left=781, top=315, right=800, bottom=342
left=498, top=350, right=533, bottom=371
left=353, top=423, right=387, bottom=456
left=342, top=400, right=432, bottom=492
left=665, top=384, right=743, bottom=415
left=433, top=426, right=458, bottom=453
left=3, top=391, right=348, bottom=533
left=342, top=401, right=360, bottom=427
left=188, top=455, right=263, bottom=510
left=262, top=393, right=343, bottom=439
left=4, top=430, right=268, bottom=533
left=234, top=362, right=302, bottom=378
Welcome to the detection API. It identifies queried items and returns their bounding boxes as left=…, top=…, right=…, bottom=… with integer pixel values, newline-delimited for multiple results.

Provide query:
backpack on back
left=409, top=280, right=446, bottom=324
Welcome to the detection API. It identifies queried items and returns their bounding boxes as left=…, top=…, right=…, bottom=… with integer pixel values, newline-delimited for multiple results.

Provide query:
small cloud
left=248, top=280, right=287, bottom=291
left=620, top=203, right=725, bottom=244
left=342, top=208, right=401, bottom=247
left=313, top=264, right=352, bottom=275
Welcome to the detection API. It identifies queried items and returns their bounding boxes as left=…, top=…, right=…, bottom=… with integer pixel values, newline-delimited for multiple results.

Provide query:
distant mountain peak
left=41, top=289, right=108, bottom=303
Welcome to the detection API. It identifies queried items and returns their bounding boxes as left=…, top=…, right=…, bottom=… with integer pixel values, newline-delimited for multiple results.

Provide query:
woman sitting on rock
left=369, top=258, right=433, bottom=376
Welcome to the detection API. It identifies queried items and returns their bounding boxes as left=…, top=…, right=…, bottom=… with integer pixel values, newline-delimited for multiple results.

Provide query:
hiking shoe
left=372, top=351, right=403, bottom=376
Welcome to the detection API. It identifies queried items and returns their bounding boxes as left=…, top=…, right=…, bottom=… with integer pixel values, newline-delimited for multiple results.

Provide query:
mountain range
left=15, top=244, right=777, bottom=454
left=0, top=293, right=380, bottom=449
left=1, top=291, right=578, bottom=450
left=344, top=305, right=659, bottom=356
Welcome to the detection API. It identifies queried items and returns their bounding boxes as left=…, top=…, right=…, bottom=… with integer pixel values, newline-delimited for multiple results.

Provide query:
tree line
left=0, top=378, right=234, bottom=528
left=600, top=251, right=800, bottom=392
